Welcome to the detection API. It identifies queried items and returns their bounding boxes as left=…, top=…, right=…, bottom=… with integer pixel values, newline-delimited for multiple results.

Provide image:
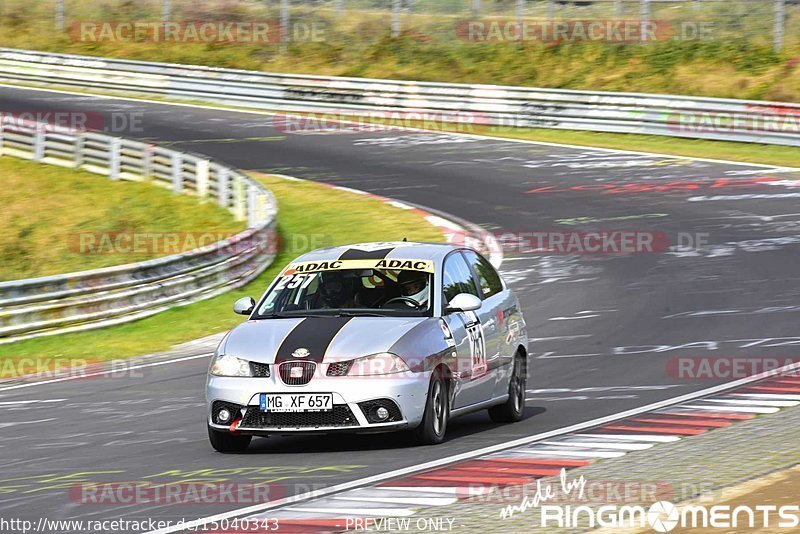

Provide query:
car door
left=461, top=249, right=516, bottom=399
left=441, top=251, right=494, bottom=408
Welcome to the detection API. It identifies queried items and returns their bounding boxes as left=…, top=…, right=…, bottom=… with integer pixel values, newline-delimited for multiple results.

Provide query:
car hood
left=220, top=316, right=430, bottom=364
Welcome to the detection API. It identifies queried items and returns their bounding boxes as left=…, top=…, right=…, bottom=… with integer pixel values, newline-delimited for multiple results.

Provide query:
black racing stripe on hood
left=275, top=317, right=353, bottom=363
left=338, top=247, right=394, bottom=260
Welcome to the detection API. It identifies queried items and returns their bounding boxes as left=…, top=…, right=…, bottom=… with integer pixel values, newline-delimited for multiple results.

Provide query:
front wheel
left=488, top=353, right=526, bottom=423
left=412, top=372, right=449, bottom=445
left=208, top=425, right=252, bottom=452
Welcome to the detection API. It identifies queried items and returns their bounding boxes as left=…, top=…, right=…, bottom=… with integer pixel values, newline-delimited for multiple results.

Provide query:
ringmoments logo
left=539, top=501, right=800, bottom=530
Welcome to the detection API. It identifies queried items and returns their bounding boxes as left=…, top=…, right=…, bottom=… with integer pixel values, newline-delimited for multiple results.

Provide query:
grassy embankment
left=0, top=172, right=445, bottom=371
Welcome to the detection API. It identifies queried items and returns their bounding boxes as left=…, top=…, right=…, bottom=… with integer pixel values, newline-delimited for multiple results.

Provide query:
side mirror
left=233, top=297, right=255, bottom=316
left=445, top=293, right=482, bottom=313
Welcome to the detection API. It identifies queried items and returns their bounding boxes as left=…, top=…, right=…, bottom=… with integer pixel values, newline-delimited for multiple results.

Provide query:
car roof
left=292, top=242, right=460, bottom=264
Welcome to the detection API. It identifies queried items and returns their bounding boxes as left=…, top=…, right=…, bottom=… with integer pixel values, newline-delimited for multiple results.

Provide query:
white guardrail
left=0, top=115, right=277, bottom=344
left=0, top=48, right=799, bottom=146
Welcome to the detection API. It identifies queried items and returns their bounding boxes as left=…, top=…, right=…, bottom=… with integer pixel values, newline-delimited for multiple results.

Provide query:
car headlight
left=348, top=352, right=410, bottom=376
left=209, top=354, right=252, bottom=377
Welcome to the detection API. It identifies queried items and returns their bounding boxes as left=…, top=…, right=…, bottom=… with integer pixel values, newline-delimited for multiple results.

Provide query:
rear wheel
left=208, top=425, right=252, bottom=452
left=488, top=353, right=526, bottom=423
left=412, top=372, right=449, bottom=445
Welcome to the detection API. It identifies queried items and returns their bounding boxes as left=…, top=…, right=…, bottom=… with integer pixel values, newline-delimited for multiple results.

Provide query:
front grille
left=326, top=360, right=353, bottom=376
left=358, top=399, right=403, bottom=423
left=278, top=361, right=316, bottom=385
left=249, top=362, right=270, bottom=377
left=241, top=405, right=358, bottom=429
left=211, top=401, right=245, bottom=425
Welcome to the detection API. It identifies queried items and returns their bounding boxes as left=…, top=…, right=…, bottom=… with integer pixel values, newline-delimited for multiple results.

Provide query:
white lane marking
left=379, top=486, right=490, bottom=496
left=286, top=507, right=416, bottom=517
left=681, top=404, right=780, bottom=414
left=0, top=418, right=57, bottom=429
left=0, top=399, right=66, bottom=405
left=0, top=83, right=794, bottom=172
left=425, top=215, right=464, bottom=231
left=332, top=495, right=458, bottom=506
left=571, top=433, right=680, bottom=443
left=0, top=353, right=212, bottom=391
left=387, top=201, right=414, bottom=210
left=542, top=440, right=654, bottom=451
left=731, top=393, right=800, bottom=401
left=332, top=185, right=369, bottom=194
left=529, top=335, right=593, bottom=342
left=144, top=350, right=800, bottom=534
left=510, top=449, right=627, bottom=459
left=348, top=488, right=464, bottom=498
left=549, top=315, right=599, bottom=321
left=702, top=398, right=799, bottom=408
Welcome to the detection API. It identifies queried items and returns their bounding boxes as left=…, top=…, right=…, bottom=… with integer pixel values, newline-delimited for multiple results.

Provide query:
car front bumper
left=206, top=369, right=431, bottom=435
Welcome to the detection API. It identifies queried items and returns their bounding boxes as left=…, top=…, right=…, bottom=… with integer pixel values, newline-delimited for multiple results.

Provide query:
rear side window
left=442, top=253, right=480, bottom=303
left=462, top=250, right=503, bottom=298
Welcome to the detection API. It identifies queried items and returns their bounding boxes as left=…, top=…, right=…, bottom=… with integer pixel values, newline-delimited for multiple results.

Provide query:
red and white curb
left=241, top=372, right=800, bottom=532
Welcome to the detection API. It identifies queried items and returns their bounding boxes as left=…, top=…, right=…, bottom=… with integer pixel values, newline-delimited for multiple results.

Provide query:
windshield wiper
left=335, top=310, right=388, bottom=317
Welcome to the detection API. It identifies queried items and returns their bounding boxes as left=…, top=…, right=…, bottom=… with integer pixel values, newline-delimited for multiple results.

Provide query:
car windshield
left=254, top=259, right=435, bottom=318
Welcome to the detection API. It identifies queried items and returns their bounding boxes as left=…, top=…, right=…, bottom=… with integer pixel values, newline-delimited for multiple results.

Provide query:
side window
left=442, top=253, right=480, bottom=303
left=462, top=250, right=503, bottom=298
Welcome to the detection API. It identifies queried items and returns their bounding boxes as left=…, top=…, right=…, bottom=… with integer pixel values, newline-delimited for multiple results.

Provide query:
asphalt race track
left=1, top=86, right=799, bottom=532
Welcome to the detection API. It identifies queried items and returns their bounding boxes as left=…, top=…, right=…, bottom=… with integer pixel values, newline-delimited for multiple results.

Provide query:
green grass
left=0, top=174, right=445, bottom=372
left=0, top=157, right=244, bottom=280
left=0, top=7, right=798, bottom=101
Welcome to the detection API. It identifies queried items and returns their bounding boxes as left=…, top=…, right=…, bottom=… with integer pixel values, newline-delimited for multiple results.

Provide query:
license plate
left=259, top=393, right=333, bottom=412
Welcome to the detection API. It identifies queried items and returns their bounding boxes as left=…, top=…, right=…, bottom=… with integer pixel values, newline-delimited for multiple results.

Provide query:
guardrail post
left=614, top=0, right=622, bottom=18
left=143, top=144, right=154, bottom=179
left=55, top=0, right=65, bottom=31
left=109, top=137, right=121, bottom=180
left=0, top=119, right=4, bottom=157
left=247, top=184, right=257, bottom=228
left=218, top=167, right=230, bottom=209
left=392, top=0, right=401, bottom=37
left=74, top=134, right=84, bottom=168
left=33, top=127, right=45, bottom=161
left=472, top=0, right=481, bottom=18
left=196, top=159, right=210, bottom=199
left=334, top=0, right=343, bottom=16
left=171, top=152, right=183, bottom=193
left=640, top=0, right=650, bottom=43
left=280, top=0, right=289, bottom=54
left=233, top=175, right=246, bottom=222
left=516, top=0, right=524, bottom=30
left=775, top=0, right=785, bottom=53
left=546, top=0, right=554, bottom=21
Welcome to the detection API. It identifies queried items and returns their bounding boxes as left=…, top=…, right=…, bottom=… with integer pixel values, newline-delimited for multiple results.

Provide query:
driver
left=397, top=270, right=429, bottom=307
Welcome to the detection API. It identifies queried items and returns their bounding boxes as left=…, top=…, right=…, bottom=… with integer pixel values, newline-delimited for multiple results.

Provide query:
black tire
left=488, top=353, right=526, bottom=423
left=412, top=371, right=449, bottom=445
left=208, top=425, right=252, bottom=452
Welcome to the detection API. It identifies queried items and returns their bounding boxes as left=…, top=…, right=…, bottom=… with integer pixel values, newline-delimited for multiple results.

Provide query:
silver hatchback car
left=206, top=242, right=529, bottom=452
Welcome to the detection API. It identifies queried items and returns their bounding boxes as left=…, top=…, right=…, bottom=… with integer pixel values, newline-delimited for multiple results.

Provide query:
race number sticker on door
left=465, top=311, right=487, bottom=379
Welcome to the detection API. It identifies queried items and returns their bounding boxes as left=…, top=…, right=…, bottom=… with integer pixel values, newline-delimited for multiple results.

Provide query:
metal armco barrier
left=0, top=115, right=278, bottom=344
left=0, top=48, right=798, bottom=146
